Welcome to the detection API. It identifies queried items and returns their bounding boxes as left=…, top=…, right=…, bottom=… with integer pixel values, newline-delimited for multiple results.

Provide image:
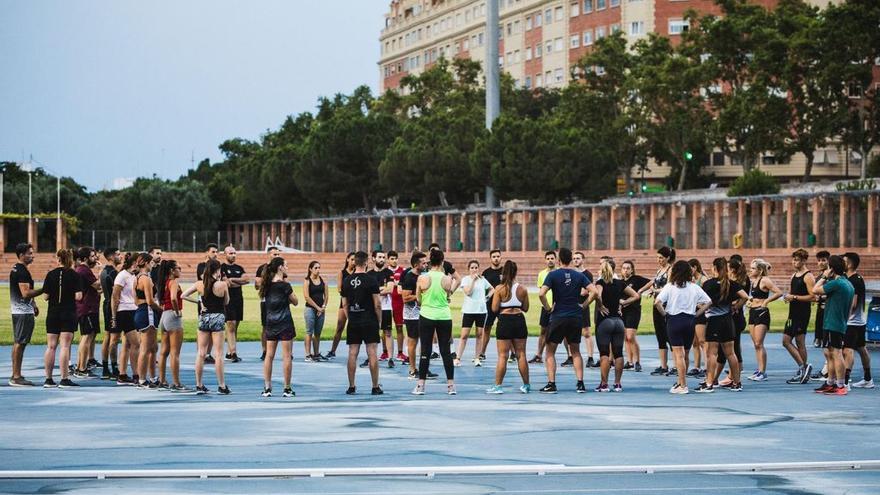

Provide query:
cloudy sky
left=0, top=0, right=386, bottom=191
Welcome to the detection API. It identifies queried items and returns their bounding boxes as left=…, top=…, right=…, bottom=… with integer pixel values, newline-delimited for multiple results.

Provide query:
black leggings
left=653, top=306, right=669, bottom=349
left=419, top=317, right=454, bottom=380
left=718, top=312, right=745, bottom=367
left=596, top=317, right=625, bottom=359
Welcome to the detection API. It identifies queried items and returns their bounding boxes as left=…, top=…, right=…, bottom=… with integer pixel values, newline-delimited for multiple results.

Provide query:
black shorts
left=46, top=311, right=77, bottom=334
left=695, top=313, right=708, bottom=325
left=115, top=310, right=137, bottom=333
left=539, top=308, right=551, bottom=328
left=266, top=325, right=295, bottom=342
left=497, top=313, right=528, bottom=340
left=748, top=307, right=770, bottom=327
left=484, top=308, right=498, bottom=330
left=581, top=304, right=591, bottom=328
left=347, top=322, right=380, bottom=345
left=733, top=311, right=747, bottom=333
left=547, top=317, right=582, bottom=345
left=79, top=313, right=100, bottom=335
left=405, top=319, right=419, bottom=339
left=653, top=306, right=669, bottom=349
left=706, top=314, right=735, bottom=343
left=103, top=304, right=119, bottom=334
left=667, top=313, right=695, bottom=350
left=784, top=316, right=810, bottom=337
left=827, top=331, right=844, bottom=349
left=225, top=299, right=244, bottom=322
left=595, top=317, right=625, bottom=358
left=381, top=310, right=393, bottom=332
left=260, top=301, right=267, bottom=327
left=845, top=325, right=866, bottom=349
left=623, top=308, right=641, bottom=330
left=462, top=313, right=486, bottom=329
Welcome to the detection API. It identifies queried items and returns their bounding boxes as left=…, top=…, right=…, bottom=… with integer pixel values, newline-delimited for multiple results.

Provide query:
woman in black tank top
left=183, top=259, right=230, bottom=395
left=327, top=253, right=356, bottom=359
left=303, top=261, right=329, bottom=361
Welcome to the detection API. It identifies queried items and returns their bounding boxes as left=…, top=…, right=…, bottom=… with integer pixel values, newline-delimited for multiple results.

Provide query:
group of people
left=6, top=240, right=874, bottom=397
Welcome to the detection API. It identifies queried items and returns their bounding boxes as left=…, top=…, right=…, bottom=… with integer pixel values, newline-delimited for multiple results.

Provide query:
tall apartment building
left=379, top=0, right=872, bottom=184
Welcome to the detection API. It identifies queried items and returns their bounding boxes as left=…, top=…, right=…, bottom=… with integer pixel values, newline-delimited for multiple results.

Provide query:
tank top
left=162, top=279, right=183, bottom=311
left=135, top=274, right=147, bottom=300
left=202, top=282, right=226, bottom=313
left=420, top=270, right=452, bottom=320
left=750, top=277, right=770, bottom=299
left=654, top=268, right=668, bottom=291
left=308, top=277, right=326, bottom=307
left=499, top=283, right=522, bottom=309
left=789, top=272, right=811, bottom=318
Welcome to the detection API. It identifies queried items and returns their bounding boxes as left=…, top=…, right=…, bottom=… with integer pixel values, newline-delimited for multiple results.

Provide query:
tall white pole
left=485, top=0, right=500, bottom=208
left=57, top=176, right=60, bottom=217
left=1, top=172, right=4, bottom=214
left=28, top=172, right=32, bottom=220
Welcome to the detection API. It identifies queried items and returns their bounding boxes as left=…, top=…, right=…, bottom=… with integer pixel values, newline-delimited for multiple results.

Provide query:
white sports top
left=499, top=283, right=523, bottom=308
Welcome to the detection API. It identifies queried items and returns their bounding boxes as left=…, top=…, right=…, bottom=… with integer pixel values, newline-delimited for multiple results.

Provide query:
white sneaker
left=411, top=384, right=425, bottom=395
left=474, top=358, right=482, bottom=368
left=453, top=358, right=461, bottom=367
left=669, top=383, right=689, bottom=394
left=486, top=384, right=504, bottom=394
left=447, top=384, right=457, bottom=396
left=852, top=379, right=875, bottom=389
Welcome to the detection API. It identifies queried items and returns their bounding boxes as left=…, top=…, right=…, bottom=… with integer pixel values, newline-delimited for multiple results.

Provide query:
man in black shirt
left=255, top=246, right=281, bottom=360
left=478, top=249, right=503, bottom=361
left=368, top=250, right=396, bottom=367
left=844, top=252, right=872, bottom=389
left=221, top=245, right=250, bottom=363
left=341, top=251, right=383, bottom=395
left=8, top=243, right=43, bottom=387
left=401, top=251, right=431, bottom=378
left=99, top=247, right=122, bottom=379
left=572, top=251, right=597, bottom=368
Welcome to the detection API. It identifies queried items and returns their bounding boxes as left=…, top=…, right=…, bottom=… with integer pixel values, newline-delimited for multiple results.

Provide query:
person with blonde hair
left=747, top=258, right=782, bottom=382
left=592, top=260, right=640, bottom=392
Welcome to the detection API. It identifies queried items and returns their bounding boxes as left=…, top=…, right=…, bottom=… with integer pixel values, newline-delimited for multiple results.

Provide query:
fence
left=67, top=230, right=230, bottom=253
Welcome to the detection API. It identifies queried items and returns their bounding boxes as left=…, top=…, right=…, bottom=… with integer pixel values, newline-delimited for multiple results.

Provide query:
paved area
left=1, top=335, right=878, bottom=494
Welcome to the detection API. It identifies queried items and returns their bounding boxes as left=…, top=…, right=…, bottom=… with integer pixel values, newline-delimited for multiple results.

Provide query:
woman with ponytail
left=746, top=258, right=782, bottom=382
left=112, top=252, right=140, bottom=385
left=41, top=249, right=83, bottom=388
left=718, top=257, right=749, bottom=387
left=133, top=253, right=159, bottom=388
left=259, top=257, right=298, bottom=397
left=640, top=246, right=676, bottom=376
left=698, top=258, right=749, bottom=393
left=486, top=260, right=531, bottom=394
left=183, top=259, right=230, bottom=394
left=157, top=260, right=185, bottom=390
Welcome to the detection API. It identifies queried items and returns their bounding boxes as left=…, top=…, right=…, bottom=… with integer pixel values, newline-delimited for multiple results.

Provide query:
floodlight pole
left=485, top=0, right=500, bottom=208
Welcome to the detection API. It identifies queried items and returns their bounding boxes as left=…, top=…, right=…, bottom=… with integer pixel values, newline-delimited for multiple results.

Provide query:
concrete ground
left=0, top=334, right=878, bottom=494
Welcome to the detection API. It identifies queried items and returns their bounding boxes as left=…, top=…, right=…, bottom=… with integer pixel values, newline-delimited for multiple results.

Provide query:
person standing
left=812, top=255, right=855, bottom=396
left=486, top=260, right=531, bottom=394
left=782, top=249, right=815, bottom=384
left=572, top=251, right=597, bottom=369
left=303, top=261, right=328, bottom=362
left=642, top=247, right=675, bottom=376
left=454, top=260, right=493, bottom=367
left=42, top=250, right=83, bottom=388
left=477, top=249, right=504, bottom=362
left=529, top=251, right=557, bottom=365
left=537, top=248, right=591, bottom=394
left=368, top=250, right=396, bottom=367
left=255, top=246, right=282, bottom=361
left=8, top=243, right=43, bottom=387
left=184, top=259, right=230, bottom=395
left=133, top=253, right=160, bottom=387
left=688, top=259, right=709, bottom=378
left=592, top=260, right=640, bottom=392
left=156, top=259, right=185, bottom=390
left=73, top=247, right=101, bottom=378
left=260, top=257, right=298, bottom=398
left=326, top=252, right=356, bottom=360
left=620, top=260, right=648, bottom=372
left=99, top=247, right=121, bottom=380
left=112, top=253, right=140, bottom=385
left=746, top=259, right=782, bottom=382
left=341, top=251, right=383, bottom=395
left=412, top=249, right=456, bottom=396
left=196, top=243, right=220, bottom=364
left=401, top=251, right=436, bottom=379
left=221, top=245, right=250, bottom=363
left=843, top=252, right=873, bottom=389
left=388, top=250, right=408, bottom=362
left=699, top=257, right=749, bottom=393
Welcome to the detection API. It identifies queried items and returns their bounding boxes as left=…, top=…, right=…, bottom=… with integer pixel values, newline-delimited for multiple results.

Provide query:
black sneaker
left=651, top=367, right=669, bottom=376
left=230, top=353, right=242, bottom=363
left=59, top=378, right=80, bottom=388
left=687, top=368, right=701, bottom=377
left=116, top=374, right=134, bottom=386
left=101, top=367, right=112, bottom=380
left=259, top=351, right=266, bottom=361
left=316, top=354, right=329, bottom=362
left=282, top=387, right=295, bottom=397
left=586, top=357, right=598, bottom=368
left=111, top=365, right=120, bottom=379
left=450, top=352, right=457, bottom=360
left=539, top=382, right=558, bottom=394
left=623, top=362, right=634, bottom=370
left=325, top=351, right=336, bottom=360
left=528, top=355, right=543, bottom=364
left=634, top=362, right=642, bottom=372
left=217, top=385, right=231, bottom=395
left=43, top=378, right=58, bottom=388
left=205, top=355, right=215, bottom=364
left=371, top=386, right=384, bottom=395
left=576, top=381, right=586, bottom=393
left=359, top=359, right=370, bottom=368
left=561, top=356, right=574, bottom=367
left=225, top=353, right=233, bottom=361
left=388, top=358, right=395, bottom=369
left=261, top=387, right=272, bottom=397
left=87, top=358, right=100, bottom=369
left=666, top=368, right=678, bottom=376
left=345, top=386, right=356, bottom=395
left=147, top=380, right=159, bottom=390
left=729, top=382, right=743, bottom=392
left=426, top=370, right=438, bottom=380
left=695, top=382, right=714, bottom=393
left=430, top=351, right=440, bottom=359
left=479, top=354, right=487, bottom=361
left=196, top=385, right=208, bottom=395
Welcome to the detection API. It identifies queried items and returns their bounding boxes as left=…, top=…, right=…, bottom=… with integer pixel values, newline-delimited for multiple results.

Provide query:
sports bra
left=499, top=283, right=522, bottom=308
left=654, top=269, right=668, bottom=290
left=750, top=277, right=770, bottom=299
left=135, top=274, right=147, bottom=300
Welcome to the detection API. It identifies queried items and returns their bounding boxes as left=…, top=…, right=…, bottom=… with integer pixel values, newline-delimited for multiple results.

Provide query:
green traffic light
left=641, top=184, right=648, bottom=192
left=685, top=151, right=693, bottom=161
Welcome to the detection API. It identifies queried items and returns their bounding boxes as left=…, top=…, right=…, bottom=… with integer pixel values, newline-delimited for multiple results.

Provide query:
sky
left=0, top=0, right=386, bottom=191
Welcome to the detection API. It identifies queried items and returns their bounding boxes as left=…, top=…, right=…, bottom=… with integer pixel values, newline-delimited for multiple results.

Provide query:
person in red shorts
left=388, top=250, right=408, bottom=363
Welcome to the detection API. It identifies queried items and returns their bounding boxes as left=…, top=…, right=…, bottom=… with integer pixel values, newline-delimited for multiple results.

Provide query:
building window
left=668, top=19, right=689, bottom=35
left=629, top=21, right=643, bottom=35
left=536, top=74, right=543, bottom=87
left=507, top=23, right=512, bottom=36
left=597, top=0, right=606, bottom=10
left=536, top=44, right=543, bottom=57
left=536, top=12, right=543, bottom=26
left=596, top=26, right=606, bottom=39
left=571, top=34, right=580, bottom=48
left=554, top=37, right=564, bottom=51
left=546, top=41, right=553, bottom=53
left=711, top=152, right=725, bottom=167
left=514, top=50, right=521, bottom=63
left=514, top=20, right=520, bottom=34
left=545, top=8, right=552, bottom=23
left=555, top=6, right=564, bottom=22
left=611, top=23, right=620, bottom=33
left=555, top=68, right=564, bottom=83
left=479, top=32, right=485, bottom=45
left=583, top=30, right=593, bottom=45
left=526, top=16, right=533, bottom=30
left=610, top=0, right=620, bottom=6
left=464, top=39, right=470, bottom=51
left=526, top=46, right=533, bottom=60
left=571, top=2, right=580, bottom=16
left=525, top=76, right=532, bottom=89
left=506, top=52, right=513, bottom=65
left=584, top=0, right=593, bottom=13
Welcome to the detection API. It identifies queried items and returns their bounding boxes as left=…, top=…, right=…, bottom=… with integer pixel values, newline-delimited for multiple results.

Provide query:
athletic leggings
left=653, top=306, right=669, bottom=349
left=596, top=317, right=625, bottom=359
left=419, top=316, right=454, bottom=380
left=717, top=311, right=745, bottom=367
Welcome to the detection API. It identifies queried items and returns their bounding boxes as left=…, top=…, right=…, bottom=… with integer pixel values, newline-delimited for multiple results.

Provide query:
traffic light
left=641, top=183, right=648, bottom=193
left=684, top=151, right=694, bottom=161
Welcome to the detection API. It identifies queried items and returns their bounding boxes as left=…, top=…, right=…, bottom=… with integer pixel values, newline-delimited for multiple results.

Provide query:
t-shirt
left=370, top=267, right=394, bottom=311
left=256, top=263, right=268, bottom=302
left=342, top=272, right=380, bottom=327
left=622, top=275, right=650, bottom=314
left=579, top=269, right=594, bottom=304
left=149, top=265, right=161, bottom=296
left=656, top=282, right=711, bottom=316
left=482, top=266, right=503, bottom=300
left=196, top=261, right=207, bottom=281
left=401, top=269, right=421, bottom=320
left=9, top=262, right=35, bottom=315
left=537, top=268, right=554, bottom=306
left=702, top=278, right=744, bottom=318
left=221, top=263, right=246, bottom=303
left=100, top=265, right=118, bottom=311
left=264, top=281, right=294, bottom=331
left=461, top=275, right=491, bottom=314
left=113, top=270, right=138, bottom=311
left=75, top=264, right=100, bottom=317
left=847, top=273, right=866, bottom=326
left=390, top=265, right=405, bottom=306
left=43, top=267, right=81, bottom=315
left=542, top=268, right=589, bottom=320
left=595, top=278, right=626, bottom=325
left=823, top=276, right=855, bottom=333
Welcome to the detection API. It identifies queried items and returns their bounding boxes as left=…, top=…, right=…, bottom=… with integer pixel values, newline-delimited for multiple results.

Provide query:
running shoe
left=116, top=374, right=134, bottom=386
left=812, top=337, right=820, bottom=347
left=447, top=384, right=457, bottom=396
left=426, top=370, right=438, bottom=380
left=594, top=383, right=609, bottom=393
left=408, top=370, right=417, bottom=380
left=204, top=355, right=215, bottom=364
left=800, top=364, right=813, bottom=384
left=315, top=354, right=329, bottom=362
left=474, top=358, right=482, bottom=368
left=479, top=354, right=487, bottom=361
left=430, top=351, right=440, bottom=359
left=111, top=365, right=120, bottom=379
left=486, top=384, right=504, bottom=394
left=747, top=370, right=759, bottom=380
left=147, top=380, right=159, bottom=390
left=634, top=362, right=642, bottom=373
left=8, top=377, right=34, bottom=387
left=379, top=351, right=389, bottom=361
left=810, top=369, right=827, bottom=381
left=217, top=385, right=231, bottom=395
left=528, top=355, right=543, bottom=364
left=72, top=369, right=90, bottom=379
left=852, top=379, right=875, bottom=389
left=43, top=378, right=57, bottom=388
left=450, top=352, right=457, bottom=360
left=359, top=359, right=369, bottom=368
left=650, top=367, right=669, bottom=376
left=623, top=362, right=634, bottom=370
left=225, top=353, right=233, bottom=361
left=261, top=387, right=272, bottom=397
left=666, top=368, right=678, bottom=376
left=576, top=381, right=587, bottom=393
left=698, top=369, right=707, bottom=378
left=196, top=385, right=209, bottom=395
left=170, top=384, right=188, bottom=392
left=304, top=355, right=314, bottom=363
left=87, top=358, right=100, bottom=369
left=718, top=376, right=733, bottom=387
left=751, top=371, right=768, bottom=382
left=397, top=352, right=408, bottom=362
left=687, top=368, right=701, bottom=377
left=59, top=378, right=79, bottom=388
left=453, top=358, right=462, bottom=367
left=786, top=375, right=803, bottom=385
left=372, top=386, right=384, bottom=395
left=823, top=385, right=847, bottom=396
left=519, top=384, right=531, bottom=394
left=101, top=367, right=112, bottom=380
left=283, top=387, right=295, bottom=397
left=561, top=356, right=574, bottom=367
left=585, top=357, right=595, bottom=368
left=325, top=351, right=336, bottom=360
left=695, top=382, right=714, bottom=393
left=259, top=351, right=266, bottom=361
left=411, top=384, right=425, bottom=395
left=669, top=384, right=689, bottom=394
left=539, top=382, right=557, bottom=394
left=814, top=382, right=833, bottom=393
left=729, top=382, right=743, bottom=392
left=509, top=353, right=517, bottom=363
left=388, top=358, right=395, bottom=369
left=613, top=383, right=623, bottom=392
left=230, top=353, right=242, bottom=363
left=345, top=386, right=356, bottom=395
